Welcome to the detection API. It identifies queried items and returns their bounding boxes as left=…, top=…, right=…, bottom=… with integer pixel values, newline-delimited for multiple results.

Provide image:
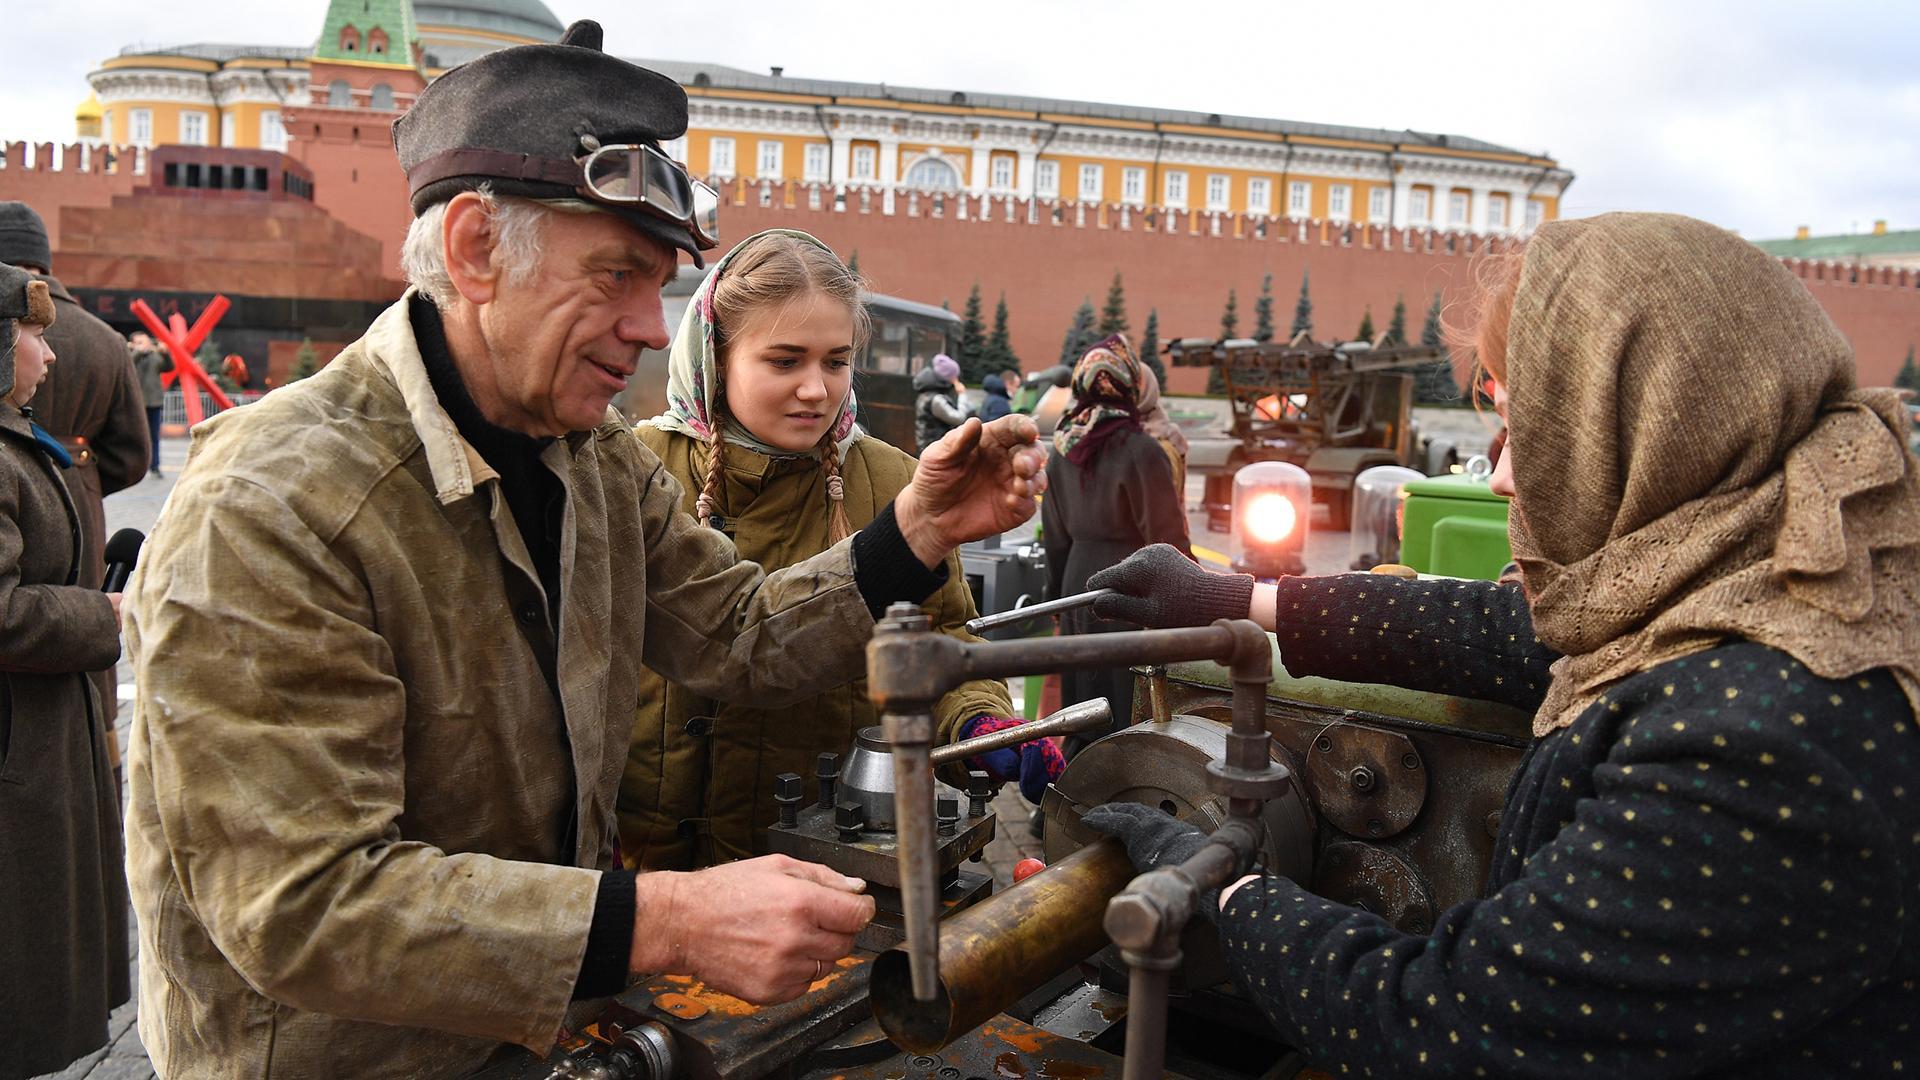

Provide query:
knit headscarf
left=1053, top=334, right=1145, bottom=466
left=1136, top=361, right=1189, bottom=457
left=1505, top=212, right=1920, bottom=737
left=642, top=228, right=863, bottom=521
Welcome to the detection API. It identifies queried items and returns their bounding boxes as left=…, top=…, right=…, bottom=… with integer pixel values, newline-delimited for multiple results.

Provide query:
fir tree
left=983, top=293, right=1018, bottom=376
left=1385, top=294, right=1408, bottom=346
left=1059, top=297, right=1097, bottom=366
left=1253, top=272, right=1276, bottom=342
left=1413, top=290, right=1458, bottom=403
left=288, top=338, right=319, bottom=382
left=1290, top=270, right=1314, bottom=341
left=1220, top=289, right=1239, bottom=339
left=1896, top=345, right=1920, bottom=391
left=1139, top=308, right=1166, bottom=386
left=1098, top=271, right=1129, bottom=338
left=1356, top=306, right=1376, bottom=343
left=956, top=284, right=990, bottom=383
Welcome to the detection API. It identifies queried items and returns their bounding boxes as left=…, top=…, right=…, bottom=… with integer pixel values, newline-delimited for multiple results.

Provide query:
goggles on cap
left=579, top=142, right=720, bottom=249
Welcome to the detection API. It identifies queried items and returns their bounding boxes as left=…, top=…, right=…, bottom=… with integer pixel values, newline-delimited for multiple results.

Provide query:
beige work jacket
left=122, top=294, right=875, bottom=1078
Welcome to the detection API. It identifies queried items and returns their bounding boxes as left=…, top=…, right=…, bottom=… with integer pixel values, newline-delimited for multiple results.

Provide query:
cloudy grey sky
left=6, top=0, right=1914, bottom=240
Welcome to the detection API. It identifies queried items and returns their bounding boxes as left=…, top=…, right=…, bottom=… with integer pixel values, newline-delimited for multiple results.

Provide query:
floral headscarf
left=1135, top=361, right=1188, bottom=457
left=1053, top=334, right=1144, bottom=466
left=643, top=228, right=862, bottom=461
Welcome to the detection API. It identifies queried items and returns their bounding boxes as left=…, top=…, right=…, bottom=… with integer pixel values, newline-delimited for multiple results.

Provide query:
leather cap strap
left=405, top=148, right=580, bottom=199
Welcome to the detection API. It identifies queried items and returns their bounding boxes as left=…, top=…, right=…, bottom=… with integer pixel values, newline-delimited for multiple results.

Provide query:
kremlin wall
left=1, top=0, right=1914, bottom=389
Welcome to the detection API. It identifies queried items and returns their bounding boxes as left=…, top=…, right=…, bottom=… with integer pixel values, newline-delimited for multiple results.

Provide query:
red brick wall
left=718, top=182, right=1920, bottom=391
left=284, top=109, right=414, bottom=277
left=0, top=142, right=141, bottom=254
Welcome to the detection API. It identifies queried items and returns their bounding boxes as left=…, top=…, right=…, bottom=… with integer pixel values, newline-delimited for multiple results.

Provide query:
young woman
left=0, top=264, right=131, bottom=1077
left=1041, top=334, right=1192, bottom=756
left=1082, top=213, right=1919, bottom=1076
left=617, top=230, right=1059, bottom=869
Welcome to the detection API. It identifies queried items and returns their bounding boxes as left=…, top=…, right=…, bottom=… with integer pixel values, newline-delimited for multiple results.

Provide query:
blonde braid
left=696, top=422, right=727, bottom=527
left=819, top=434, right=852, bottom=543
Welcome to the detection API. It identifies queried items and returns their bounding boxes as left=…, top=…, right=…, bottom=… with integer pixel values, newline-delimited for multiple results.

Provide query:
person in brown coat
left=0, top=201, right=149, bottom=742
left=0, top=262, right=131, bottom=1080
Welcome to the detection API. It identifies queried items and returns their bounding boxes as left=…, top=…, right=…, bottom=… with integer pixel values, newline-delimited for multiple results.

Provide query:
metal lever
left=964, top=588, right=1115, bottom=636
left=928, top=699, right=1111, bottom=768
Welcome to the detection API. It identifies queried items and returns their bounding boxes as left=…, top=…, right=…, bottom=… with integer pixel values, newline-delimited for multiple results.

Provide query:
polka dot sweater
left=1222, top=575, right=1919, bottom=1077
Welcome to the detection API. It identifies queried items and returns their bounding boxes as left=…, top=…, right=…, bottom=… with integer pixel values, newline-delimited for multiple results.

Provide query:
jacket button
left=684, top=716, right=714, bottom=737
left=516, top=604, right=540, bottom=625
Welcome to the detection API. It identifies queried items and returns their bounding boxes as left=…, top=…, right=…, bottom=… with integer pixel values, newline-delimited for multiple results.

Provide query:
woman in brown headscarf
left=1076, top=213, right=1920, bottom=1076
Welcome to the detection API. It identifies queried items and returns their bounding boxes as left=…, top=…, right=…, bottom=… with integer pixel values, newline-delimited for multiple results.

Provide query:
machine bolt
left=835, top=800, right=866, bottom=842
left=1103, top=892, right=1165, bottom=950
left=1349, top=766, right=1376, bottom=793
left=936, top=796, right=960, bottom=837
left=965, top=770, right=993, bottom=818
left=1485, top=810, right=1502, bottom=838
left=1315, top=734, right=1334, bottom=753
left=774, top=772, right=803, bottom=827
left=816, top=752, right=841, bottom=810
left=1402, top=752, right=1421, bottom=771
left=1366, top=819, right=1386, bottom=837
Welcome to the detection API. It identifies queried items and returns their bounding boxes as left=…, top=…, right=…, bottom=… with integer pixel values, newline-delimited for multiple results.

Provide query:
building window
left=180, top=111, right=209, bottom=146
left=220, top=113, right=235, bottom=148
left=1287, top=180, right=1310, bottom=217
left=1328, top=183, right=1351, bottom=221
left=757, top=140, right=783, bottom=179
left=1369, top=187, right=1389, bottom=223
left=1078, top=163, right=1104, bottom=201
left=905, top=157, right=961, bottom=190
left=1205, top=174, right=1230, bottom=211
left=709, top=136, right=735, bottom=178
left=1487, top=193, right=1508, bottom=230
left=1163, top=170, right=1187, bottom=208
left=991, top=154, right=1015, bottom=190
left=340, top=24, right=360, bottom=52
left=1409, top=188, right=1431, bottom=225
left=328, top=80, right=351, bottom=107
left=130, top=108, right=152, bottom=146
left=368, top=28, right=389, bottom=55
left=1247, top=177, right=1271, bottom=214
left=852, top=145, right=877, bottom=180
left=1122, top=166, right=1145, bottom=204
left=370, top=83, right=394, bottom=111
left=1035, top=160, right=1059, bottom=198
left=803, top=143, right=829, bottom=182
left=661, top=135, right=687, bottom=164
left=1525, top=198, right=1544, bottom=229
left=1448, top=191, right=1470, bottom=227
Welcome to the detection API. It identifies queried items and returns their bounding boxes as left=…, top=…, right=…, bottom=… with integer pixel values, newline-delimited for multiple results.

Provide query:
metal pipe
left=872, top=838, right=1136, bottom=1052
left=886, top=708, right=939, bottom=1002
left=1147, top=665, right=1171, bottom=724
left=958, top=625, right=1240, bottom=682
left=1120, top=961, right=1173, bottom=1080
left=928, top=699, right=1111, bottom=768
left=963, top=588, right=1114, bottom=636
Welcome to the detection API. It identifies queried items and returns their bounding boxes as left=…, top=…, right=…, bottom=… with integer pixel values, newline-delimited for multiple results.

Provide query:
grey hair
left=399, top=184, right=603, bottom=307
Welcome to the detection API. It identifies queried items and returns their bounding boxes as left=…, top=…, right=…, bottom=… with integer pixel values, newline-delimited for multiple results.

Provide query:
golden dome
left=75, top=92, right=103, bottom=121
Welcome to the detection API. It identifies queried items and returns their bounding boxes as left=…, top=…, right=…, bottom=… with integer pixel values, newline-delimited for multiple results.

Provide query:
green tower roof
left=314, top=0, right=422, bottom=69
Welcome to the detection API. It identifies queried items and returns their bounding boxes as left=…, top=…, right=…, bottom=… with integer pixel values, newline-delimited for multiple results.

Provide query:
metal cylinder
left=963, top=588, right=1115, bottom=635
left=928, top=698, right=1112, bottom=768
left=871, top=838, right=1136, bottom=1053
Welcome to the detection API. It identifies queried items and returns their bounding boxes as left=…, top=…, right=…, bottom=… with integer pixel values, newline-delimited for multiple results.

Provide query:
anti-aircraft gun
left=1173, top=335, right=1460, bottom=532
left=485, top=588, right=1529, bottom=1080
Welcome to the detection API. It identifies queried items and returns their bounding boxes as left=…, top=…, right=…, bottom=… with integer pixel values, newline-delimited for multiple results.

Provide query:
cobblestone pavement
left=51, top=431, right=1333, bottom=1077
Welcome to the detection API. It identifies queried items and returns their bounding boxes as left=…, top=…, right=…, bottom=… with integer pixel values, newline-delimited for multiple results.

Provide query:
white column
left=1471, top=184, right=1493, bottom=233
left=830, top=135, right=851, bottom=186
left=968, top=143, right=991, bottom=195
left=1015, top=148, right=1037, bottom=199
left=1390, top=176, right=1414, bottom=229
left=878, top=137, right=900, bottom=186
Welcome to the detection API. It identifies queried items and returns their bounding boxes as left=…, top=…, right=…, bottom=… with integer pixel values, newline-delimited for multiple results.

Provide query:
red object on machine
left=130, top=295, right=236, bottom=426
left=1013, top=858, right=1046, bottom=883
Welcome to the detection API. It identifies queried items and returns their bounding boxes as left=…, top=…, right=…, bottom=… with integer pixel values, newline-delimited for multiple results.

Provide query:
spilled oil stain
left=993, top=1050, right=1029, bottom=1077
left=1037, top=1060, right=1102, bottom=1079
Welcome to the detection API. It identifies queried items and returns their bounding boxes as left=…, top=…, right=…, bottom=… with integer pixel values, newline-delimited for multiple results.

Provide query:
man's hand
left=895, top=416, right=1048, bottom=568
left=630, top=855, right=875, bottom=1004
left=107, top=592, right=124, bottom=622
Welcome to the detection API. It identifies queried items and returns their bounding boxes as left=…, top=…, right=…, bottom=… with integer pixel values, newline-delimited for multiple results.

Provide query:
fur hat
left=0, top=262, right=52, bottom=326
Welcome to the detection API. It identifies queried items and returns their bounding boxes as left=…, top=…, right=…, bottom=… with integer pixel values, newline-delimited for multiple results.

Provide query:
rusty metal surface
left=1314, top=841, right=1436, bottom=933
left=768, top=800, right=995, bottom=889
left=1027, top=982, right=1128, bottom=1045
left=804, top=1015, right=1131, bottom=1080
left=1303, top=722, right=1427, bottom=840
left=872, top=840, right=1138, bottom=1054
left=859, top=872, right=995, bottom=954
left=613, top=955, right=876, bottom=1080
left=1158, top=657, right=1534, bottom=740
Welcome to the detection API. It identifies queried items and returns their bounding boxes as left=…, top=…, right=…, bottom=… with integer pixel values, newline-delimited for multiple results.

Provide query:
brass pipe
left=871, top=838, right=1136, bottom=1053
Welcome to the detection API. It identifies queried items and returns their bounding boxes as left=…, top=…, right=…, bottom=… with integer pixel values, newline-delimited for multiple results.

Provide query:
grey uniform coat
left=0, top=404, right=130, bottom=1080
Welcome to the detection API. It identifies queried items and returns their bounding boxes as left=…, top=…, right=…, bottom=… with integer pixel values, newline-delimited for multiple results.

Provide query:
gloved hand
left=1087, top=544, right=1254, bottom=629
left=1080, top=801, right=1228, bottom=919
left=960, top=715, right=1067, bottom=804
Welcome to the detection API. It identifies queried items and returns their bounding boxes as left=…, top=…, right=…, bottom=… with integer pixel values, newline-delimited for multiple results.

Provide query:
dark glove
left=1081, top=801, right=1227, bottom=919
left=961, top=715, right=1067, bottom=804
left=1086, top=544, right=1254, bottom=629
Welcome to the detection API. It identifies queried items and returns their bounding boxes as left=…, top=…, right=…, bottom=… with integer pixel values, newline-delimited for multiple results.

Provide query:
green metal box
left=1400, top=474, right=1512, bottom=580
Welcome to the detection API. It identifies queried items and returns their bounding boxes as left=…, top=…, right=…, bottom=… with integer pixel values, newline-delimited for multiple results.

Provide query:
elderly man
left=122, top=22, right=1047, bottom=1078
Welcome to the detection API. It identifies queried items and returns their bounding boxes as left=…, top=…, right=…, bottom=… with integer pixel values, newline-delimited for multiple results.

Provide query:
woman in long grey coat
left=1041, top=334, right=1191, bottom=756
left=0, top=264, right=130, bottom=1080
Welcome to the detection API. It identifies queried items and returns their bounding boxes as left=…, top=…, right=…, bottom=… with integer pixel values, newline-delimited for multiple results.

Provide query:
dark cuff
left=1191, top=569, right=1257, bottom=626
left=852, top=501, right=949, bottom=620
left=573, top=869, right=636, bottom=1000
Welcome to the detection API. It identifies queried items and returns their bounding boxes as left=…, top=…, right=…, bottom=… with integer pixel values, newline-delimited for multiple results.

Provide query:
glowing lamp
left=1347, top=465, right=1425, bottom=571
left=1230, top=461, right=1311, bottom=578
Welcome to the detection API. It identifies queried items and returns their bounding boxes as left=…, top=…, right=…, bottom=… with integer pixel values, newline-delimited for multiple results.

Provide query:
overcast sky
left=6, top=0, right=1914, bottom=240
